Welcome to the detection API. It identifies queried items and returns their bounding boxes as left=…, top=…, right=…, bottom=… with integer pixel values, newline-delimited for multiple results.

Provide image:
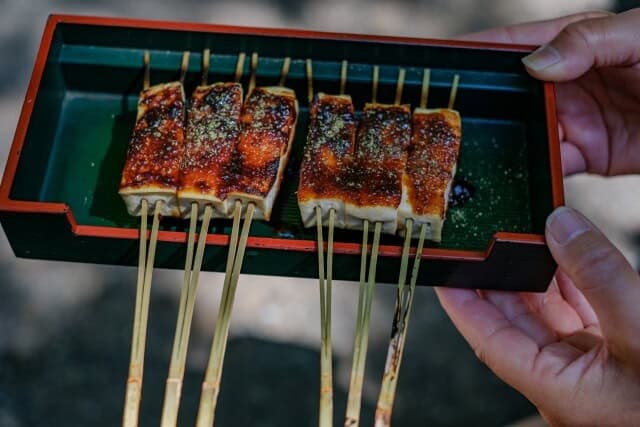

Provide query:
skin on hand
left=462, top=9, right=640, bottom=176
left=437, top=10, right=640, bottom=427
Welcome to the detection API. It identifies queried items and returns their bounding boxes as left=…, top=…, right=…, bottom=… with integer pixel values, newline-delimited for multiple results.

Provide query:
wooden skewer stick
left=160, top=204, right=212, bottom=427
left=374, top=69, right=436, bottom=426
left=180, top=51, right=190, bottom=84
left=345, top=221, right=382, bottom=427
left=448, top=73, right=460, bottom=110
left=374, top=223, right=427, bottom=427
left=371, top=65, right=380, bottom=104
left=123, top=199, right=163, bottom=427
left=234, top=52, right=246, bottom=83
left=278, top=56, right=291, bottom=87
left=143, top=50, right=150, bottom=90
left=394, top=68, right=406, bottom=106
left=196, top=202, right=255, bottom=427
left=340, top=60, right=348, bottom=95
left=248, top=52, right=258, bottom=93
left=345, top=63, right=388, bottom=426
left=345, top=219, right=369, bottom=426
left=201, top=48, right=210, bottom=86
left=306, top=59, right=313, bottom=104
left=122, top=199, right=148, bottom=427
left=419, top=68, right=431, bottom=109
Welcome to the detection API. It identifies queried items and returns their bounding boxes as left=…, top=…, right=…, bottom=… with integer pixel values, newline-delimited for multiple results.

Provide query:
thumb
left=546, top=207, right=640, bottom=362
left=522, top=8, right=640, bottom=81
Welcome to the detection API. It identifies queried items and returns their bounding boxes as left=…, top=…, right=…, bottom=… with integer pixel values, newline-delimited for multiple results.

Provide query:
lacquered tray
left=0, top=14, right=563, bottom=291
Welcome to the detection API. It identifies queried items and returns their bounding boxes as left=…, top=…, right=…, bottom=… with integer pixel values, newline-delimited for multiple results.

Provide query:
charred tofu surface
left=343, top=103, right=411, bottom=234
left=178, top=82, right=243, bottom=218
left=119, top=82, right=186, bottom=217
left=399, top=108, right=461, bottom=241
left=298, top=93, right=357, bottom=228
left=228, top=86, right=298, bottom=220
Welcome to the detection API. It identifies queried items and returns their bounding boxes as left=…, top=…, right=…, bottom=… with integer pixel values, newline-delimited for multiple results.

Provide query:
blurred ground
left=1, top=1, right=639, bottom=426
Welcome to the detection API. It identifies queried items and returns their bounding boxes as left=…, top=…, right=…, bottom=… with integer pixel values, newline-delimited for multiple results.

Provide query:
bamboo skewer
left=346, top=65, right=402, bottom=427
left=123, top=51, right=168, bottom=427
left=196, top=202, right=254, bottom=427
left=197, top=51, right=272, bottom=427
left=448, top=74, right=460, bottom=110
left=161, top=50, right=249, bottom=427
left=123, top=199, right=163, bottom=427
left=420, top=68, right=431, bottom=109
left=307, top=59, right=335, bottom=427
left=248, top=52, right=258, bottom=93
left=374, top=73, right=459, bottom=426
left=374, top=223, right=427, bottom=427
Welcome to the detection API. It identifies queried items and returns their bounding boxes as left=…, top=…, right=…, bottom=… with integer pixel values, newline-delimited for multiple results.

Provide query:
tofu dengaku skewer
left=121, top=51, right=189, bottom=427
left=343, top=101, right=411, bottom=235
left=177, top=81, right=244, bottom=218
left=119, top=81, right=186, bottom=218
left=160, top=50, right=246, bottom=427
left=374, top=73, right=461, bottom=427
left=398, top=77, right=462, bottom=242
left=196, top=54, right=298, bottom=427
left=298, top=91, right=357, bottom=229
left=226, top=84, right=298, bottom=220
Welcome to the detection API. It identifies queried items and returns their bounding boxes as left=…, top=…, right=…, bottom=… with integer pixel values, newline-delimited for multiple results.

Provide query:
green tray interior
left=10, top=23, right=554, bottom=251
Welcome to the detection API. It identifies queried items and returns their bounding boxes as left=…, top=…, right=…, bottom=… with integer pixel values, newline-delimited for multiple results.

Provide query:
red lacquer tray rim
left=0, top=14, right=564, bottom=261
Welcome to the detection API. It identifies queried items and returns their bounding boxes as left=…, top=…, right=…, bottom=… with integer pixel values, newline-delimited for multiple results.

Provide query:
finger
left=523, top=9, right=640, bottom=81
left=522, top=278, right=585, bottom=336
left=483, top=290, right=557, bottom=346
left=546, top=206, right=640, bottom=361
left=555, top=269, right=599, bottom=329
left=458, top=11, right=613, bottom=45
left=561, top=141, right=588, bottom=175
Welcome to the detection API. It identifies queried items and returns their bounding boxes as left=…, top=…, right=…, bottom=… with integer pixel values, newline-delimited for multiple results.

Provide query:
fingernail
left=546, top=207, right=590, bottom=245
left=522, top=44, right=563, bottom=71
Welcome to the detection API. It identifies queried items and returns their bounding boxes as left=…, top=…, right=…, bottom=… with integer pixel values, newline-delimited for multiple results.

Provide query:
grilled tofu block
left=398, top=108, right=461, bottom=242
left=297, top=93, right=357, bottom=228
left=119, top=81, right=186, bottom=217
left=343, top=103, right=411, bottom=235
left=226, top=86, right=298, bottom=221
left=178, top=82, right=244, bottom=219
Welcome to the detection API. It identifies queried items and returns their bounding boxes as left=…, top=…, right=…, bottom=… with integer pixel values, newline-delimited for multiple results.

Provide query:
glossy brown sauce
left=232, top=87, right=297, bottom=197
left=179, top=83, right=243, bottom=198
left=298, top=94, right=357, bottom=203
left=120, top=83, right=185, bottom=190
left=405, top=110, right=461, bottom=217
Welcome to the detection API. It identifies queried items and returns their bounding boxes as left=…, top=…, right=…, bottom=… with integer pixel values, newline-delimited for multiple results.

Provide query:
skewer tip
left=448, top=74, right=460, bottom=110
left=201, top=48, right=211, bottom=86
left=340, top=60, right=348, bottom=95
left=306, top=58, right=314, bottom=104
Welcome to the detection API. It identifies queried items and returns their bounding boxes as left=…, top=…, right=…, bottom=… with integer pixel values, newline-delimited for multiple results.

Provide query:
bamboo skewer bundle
left=123, top=50, right=190, bottom=427
left=196, top=53, right=295, bottom=427
left=305, top=57, right=350, bottom=427
left=344, top=66, right=406, bottom=427
left=160, top=49, right=246, bottom=427
left=374, top=72, right=461, bottom=427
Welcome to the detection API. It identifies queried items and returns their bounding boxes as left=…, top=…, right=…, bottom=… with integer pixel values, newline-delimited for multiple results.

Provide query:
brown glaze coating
left=298, top=94, right=357, bottom=203
left=406, top=109, right=461, bottom=217
left=232, top=87, right=297, bottom=197
left=344, top=103, right=411, bottom=208
left=179, top=83, right=243, bottom=198
left=119, top=82, right=185, bottom=191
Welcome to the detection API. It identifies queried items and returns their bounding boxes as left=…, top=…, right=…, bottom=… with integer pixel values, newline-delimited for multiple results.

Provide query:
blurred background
left=1, top=1, right=639, bottom=426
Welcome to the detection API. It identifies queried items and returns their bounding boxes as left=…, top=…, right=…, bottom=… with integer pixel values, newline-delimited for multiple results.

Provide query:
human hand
left=462, top=9, right=640, bottom=176
left=436, top=207, right=640, bottom=426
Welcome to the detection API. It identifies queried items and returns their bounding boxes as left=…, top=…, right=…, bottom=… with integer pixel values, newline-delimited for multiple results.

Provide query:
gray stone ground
left=1, top=1, right=639, bottom=426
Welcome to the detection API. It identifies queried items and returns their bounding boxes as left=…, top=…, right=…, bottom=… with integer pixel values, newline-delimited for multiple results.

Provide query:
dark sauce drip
left=449, top=177, right=475, bottom=208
